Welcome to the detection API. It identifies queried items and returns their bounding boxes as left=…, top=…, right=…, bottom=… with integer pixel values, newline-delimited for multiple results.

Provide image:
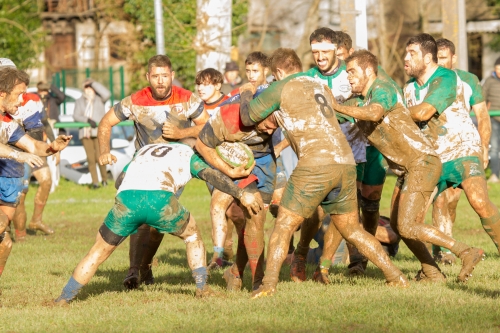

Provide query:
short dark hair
left=406, top=33, right=438, bottom=63
left=269, top=48, right=302, bottom=74
left=245, top=52, right=269, bottom=67
left=336, top=31, right=352, bottom=50
left=309, top=27, right=338, bottom=45
left=436, top=38, right=455, bottom=55
left=195, top=68, right=223, bottom=85
left=0, top=67, right=29, bottom=94
left=148, top=54, right=172, bottom=72
left=345, top=50, right=379, bottom=75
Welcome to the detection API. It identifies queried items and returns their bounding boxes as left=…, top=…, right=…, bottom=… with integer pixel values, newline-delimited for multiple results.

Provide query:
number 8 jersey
left=117, top=143, right=209, bottom=194
left=246, top=73, right=355, bottom=166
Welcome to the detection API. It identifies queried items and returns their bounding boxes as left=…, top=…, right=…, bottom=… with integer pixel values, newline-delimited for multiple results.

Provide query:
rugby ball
left=216, top=142, right=254, bottom=169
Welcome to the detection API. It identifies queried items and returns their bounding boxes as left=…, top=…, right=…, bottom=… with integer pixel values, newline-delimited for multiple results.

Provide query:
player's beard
left=151, top=84, right=171, bottom=100
left=405, top=59, right=425, bottom=79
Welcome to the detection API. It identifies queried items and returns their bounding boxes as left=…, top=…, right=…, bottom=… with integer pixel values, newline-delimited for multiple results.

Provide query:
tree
left=0, top=0, right=45, bottom=69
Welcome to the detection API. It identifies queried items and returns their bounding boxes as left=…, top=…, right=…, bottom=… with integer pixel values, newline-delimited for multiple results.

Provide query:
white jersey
left=404, top=67, right=481, bottom=163
left=305, top=64, right=367, bottom=163
left=118, top=143, right=205, bottom=194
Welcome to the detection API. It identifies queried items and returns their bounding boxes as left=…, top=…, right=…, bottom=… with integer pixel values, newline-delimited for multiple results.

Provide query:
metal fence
left=52, top=66, right=126, bottom=114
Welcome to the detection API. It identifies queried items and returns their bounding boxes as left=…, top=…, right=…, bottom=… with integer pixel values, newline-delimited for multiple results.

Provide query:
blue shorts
left=0, top=177, right=24, bottom=207
left=234, top=153, right=276, bottom=204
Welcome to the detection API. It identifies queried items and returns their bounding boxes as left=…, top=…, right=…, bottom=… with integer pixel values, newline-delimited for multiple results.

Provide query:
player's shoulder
left=454, top=68, right=480, bottom=86
left=434, top=66, right=457, bottom=81
left=22, top=93, right=40, bottom=105
left=130, top=87, right=153, bottom=106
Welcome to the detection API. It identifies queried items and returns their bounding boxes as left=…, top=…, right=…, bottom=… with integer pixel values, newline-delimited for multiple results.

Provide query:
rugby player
left=0, top=59, right=54, bottom=240
left=239, top=48, right=408, bottom=298
left=403, top=33, right=489, bottom=281
left=53, top=141, right=263, bottom=304
left=0, top=67, right=71, bottom=280
left=196, top=85, right=274, bottom=291
left=431, top=38, right=494, bottom=263
left=332, top=49, right=481, bottom=283
left=332, top=31, right=391, bottom=275
left=98, top=55, right=210, bottom=289
left=195, top=68, right=237, bottom=265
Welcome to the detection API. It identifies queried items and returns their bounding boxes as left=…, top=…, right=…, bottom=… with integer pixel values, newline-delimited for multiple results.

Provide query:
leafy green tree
left=0, top=0, right=45, bottom=69
left=124, top=0, right=247, bottom=91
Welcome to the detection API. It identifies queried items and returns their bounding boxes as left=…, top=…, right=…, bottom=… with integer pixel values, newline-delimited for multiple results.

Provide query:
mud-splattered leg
left=28, top=165, right=54, bottom=235
left=12, top=193, right=27, bottom=241
left=177, top=215, right=214, bottom=297
left=331, top=210, right=407, bottom=285
left=432, top=188, right=458, bottom=264
left=209, top=190, right=234, bottom=266
left=461, top=176, right=500, bottom=254
left=291, top=207, right=323, bottom=282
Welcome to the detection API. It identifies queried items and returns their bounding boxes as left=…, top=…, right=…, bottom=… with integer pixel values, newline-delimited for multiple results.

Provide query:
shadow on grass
left=447, top=283, right=500, bottom=299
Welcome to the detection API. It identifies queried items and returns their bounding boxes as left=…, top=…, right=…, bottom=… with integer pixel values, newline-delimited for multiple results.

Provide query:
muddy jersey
left=244, top=72, right=355, bottom=166
left=404, top=66, right=481, bottom=162
left=355, top=78, right=437, bottom=173
left=0, top=113, right=26, bottom=176
left=304, top=64, right=366, bottom=163
left=455, top=68, right=484, bottom=110
left=204, top=94, right=230, bottom=117
left=118, top=143, right=208, bottom=194
left=199, top=89, right=272, bottom=158
left=0, top=93, right=45, bottom=178
left=114, top=86, right=204, bottom=150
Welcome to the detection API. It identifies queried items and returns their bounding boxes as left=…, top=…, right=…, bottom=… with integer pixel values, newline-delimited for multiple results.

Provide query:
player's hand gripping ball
left=216, top=142, right=254, bottom=169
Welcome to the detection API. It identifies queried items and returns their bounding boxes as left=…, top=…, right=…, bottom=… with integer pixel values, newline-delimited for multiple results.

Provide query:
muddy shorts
left=104, top=190, right=190, bottom=237
left=0, top=176, right=23, bottom=207
left=21, top=163, right=31, bottom=194
left=234, top=153, right=276, bottom=204
left=395, top=155, right=442, bottom=193
left=436, top=155, right=484, bottom=196
left=281, top=164, right=358, bottom=218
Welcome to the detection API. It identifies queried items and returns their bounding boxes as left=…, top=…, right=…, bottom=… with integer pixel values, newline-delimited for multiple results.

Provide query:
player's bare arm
left=197, top=167, right=263, bottom=215
left=273, top=138, right=289, bottom=157
left=332, top=99, right=385, bottom=122
left=15, top=134, right=71, bottom=157
left=472, top=101, right=491, bottom=168
left=98, top=107, right=121, bottom=165
left=239, top=82, right=257, bottom=95
left=0, top=142, right=44, bottom=167
left=162, top=109, right=210, bottom=140
left=409, top=102, right=437, bottom=122
left=195, top=138, right=255, bottom=178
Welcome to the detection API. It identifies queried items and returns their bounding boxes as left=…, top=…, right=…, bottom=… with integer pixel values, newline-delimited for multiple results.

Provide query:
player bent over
left=196, top=87, right=274, bottom=291
left=239, top=48, right=408, bottom=298
left=54, top=142, right=262, bottom=304
left=332, top=50, right=482, bottom=283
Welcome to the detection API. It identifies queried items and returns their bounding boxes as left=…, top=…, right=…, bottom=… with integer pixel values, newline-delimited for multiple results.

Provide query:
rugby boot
left=290, top=253, right=307, bottom=282
left=434, top=251, right=456, bottom=265
left=414, top=269, right=446, bottom=283
left=251, top=284, right=276, bottom=299
left=123, top=268, right=140, bottom=289
left=195, top=285, right=217, bottom=298
left=457, top=247, right=485, bottom=283
left=28, top=221, right=54, bottom=235
left=140, top=267, right=155, bottom=286
left=385, top=274, right=410, bottom=288
left=347, top=260, right=367, bottom=276
left=52, top=297, right=70, bottom=306
left=223, top=266, right=242, bottom=291
left=312, top=266, right=330, bottom=285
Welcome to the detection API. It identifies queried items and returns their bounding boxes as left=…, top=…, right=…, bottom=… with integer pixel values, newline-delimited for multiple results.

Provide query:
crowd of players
left=0, top=27, right=498, bottom=304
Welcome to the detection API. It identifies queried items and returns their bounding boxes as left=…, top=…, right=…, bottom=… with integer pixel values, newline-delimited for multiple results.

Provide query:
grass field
left=1, top=176, right=500, bottom=332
